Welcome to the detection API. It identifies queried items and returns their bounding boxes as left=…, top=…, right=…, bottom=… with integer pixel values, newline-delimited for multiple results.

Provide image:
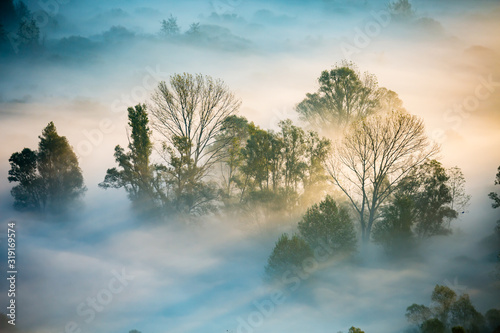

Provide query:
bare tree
left=150, top=73, right=241, bottom=179
left=327, top=110, right=439, bottom=243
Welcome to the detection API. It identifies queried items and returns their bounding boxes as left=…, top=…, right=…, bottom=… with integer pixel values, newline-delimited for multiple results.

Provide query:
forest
left=0, top=0, right=499, bottom=333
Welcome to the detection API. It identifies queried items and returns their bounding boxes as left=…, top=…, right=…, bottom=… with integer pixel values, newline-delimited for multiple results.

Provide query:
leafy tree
left=265, top=233, right=312, bottom=281
left=449, top=294, right=485, bottom=332
left=488, top=166, right=500, bottom=209
left=100, top=104, right=165, bottom=213
left=431, top=285, right=456, bottom=325
left=186, top=22, right=201, bottom=35
left=8, top=148, right=45, bottom=211
left=388, top=0, right=415, bottom=19
left=420, top=318, right=445, bottom=333
left=215, top=115, right=249, bottom=199
left=372, top=193, right=415, bottom=254
left=412, top=161, right=458, bottom=238
left=328, top=110, right=438, bottom=243
left=406, top=304, right=433, bottom=325
left=8, top=122, right=85, bottom=213
left=301, top=130, right=331, bottom=206
left=160, top=15, right=180, bottom=36
left=296, top=61, right=404, bottom=130
left=298, top=195, right=356, bottom=255
left=485, top=309, right=500, bottom=332
left=348, top=327, right=364, bottom=333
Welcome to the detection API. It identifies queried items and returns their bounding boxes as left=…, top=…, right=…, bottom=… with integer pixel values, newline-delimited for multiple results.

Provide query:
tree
left=100, top=104, right=166, bottom=213
left=186, top=22, right=201, bottom=35
left=412, top=161, right=458, bottom=237
left=8, top=122, right=86, bottom=213
left=388, top=0, right=415, bottom=19
left=265, top=233, right=312, bottom=281
left=451, top=327, right=465, bottom=333
left=431, top=285, right=456, bottom=325
left=449, top=294, right=485, bottom=332
left=8, top=148, right=45, bottom=211
left=149, top=73, right=240, bottom=213
left=296, top=61, right=404, bottom=130
left=150, top=73, right=240, bottom=181
left=406, top=304, right=433, bottom=325
left=328, top=110, right=438, bottom=243
left=447, top=166, right=470, bottom=213
left=160, top=15, right=180, bottom=36
left=420, top=318, right=445, bottom=333
left=488, top=166, right=500, bottom=209
left=301, top=130, right=331, bottom=206
left=298, top=195, right=356, bottom=255
left=215, top=115, right=249, bottom=199
left=348, top=327, right=364, bottom=333
left=485, top=309, right=500, bottom=332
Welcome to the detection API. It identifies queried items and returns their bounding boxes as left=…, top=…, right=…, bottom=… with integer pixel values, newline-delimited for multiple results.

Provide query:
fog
left=0, top=0, right=499, bottom=332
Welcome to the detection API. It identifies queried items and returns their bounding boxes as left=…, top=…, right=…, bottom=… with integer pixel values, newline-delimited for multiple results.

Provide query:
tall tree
left=160, top=15, right=180, bottom=36
left=100, top=104, right=166, bottom=213
left=265, top=233, right=312, bottom=281
left=412, top=160, right=458, bottom=237
left=150, top=73, right=240, bottom=183
left=8, top=122, right=85, bottom=213
left=488, top=166, right=500, bottom=209
left=8, top=148, right=45, bottom=211
left=298, top=195, right=356, bottom=256
left=296, top=61, right=404, bottom=130
left=328, top=110, right=438, bottom=243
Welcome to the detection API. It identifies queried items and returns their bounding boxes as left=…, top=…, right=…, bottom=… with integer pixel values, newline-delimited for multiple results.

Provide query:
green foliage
left=449, top=294, right=485, bottom=332
left=160, top=15, right=180, bottom=36
left=298, top=195, right=356, bottom=255
left=348, top=327, right=364, bottom=333
left=406, top=304, right=433, bottom=325
left=296, top=61, right=404, bottom=129
left=413, top=160, right=458, bottom=237
left=388, top=0, right=415, bottom=19
left=420, top=318, right=445, bottom=333
left=486, top=309, right=500, bottom=331
left=488, top=166, right=500, bottom=209
left=373, top=160, right=463, bottom=252
left=8, top=122, right=85, bottom=213
left=265, top=233, right=313, bottom=281
left=100, top=104, right=163, bottom=214
left=431, top=285, right=457, bottom=324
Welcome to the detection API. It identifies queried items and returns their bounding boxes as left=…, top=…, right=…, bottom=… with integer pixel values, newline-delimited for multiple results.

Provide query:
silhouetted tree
left=486, top=309, right=500, bottom=332
left=298, top=195, right=356, bottom=256
left=449, top=294, right=485, bottom=332
left=488, top=166, right=500, bottom=209
left=296, top=61, right=404, bottom=130
left=328, top=110, right=438, bottom=243
left=160, top=15, right=180, bottom=36
left=265, top=233, right=312, bottom=281
left=100, top=104, right=166, bottom=213
left=8, top=122, right=85, bottom=213
left=420, top=318, right=445, bottom=333
left=406, top=304, right=433, bottom=325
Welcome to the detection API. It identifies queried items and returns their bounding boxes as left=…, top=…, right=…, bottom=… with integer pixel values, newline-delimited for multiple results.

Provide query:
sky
left=0, top=0, right=500, bottom=332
